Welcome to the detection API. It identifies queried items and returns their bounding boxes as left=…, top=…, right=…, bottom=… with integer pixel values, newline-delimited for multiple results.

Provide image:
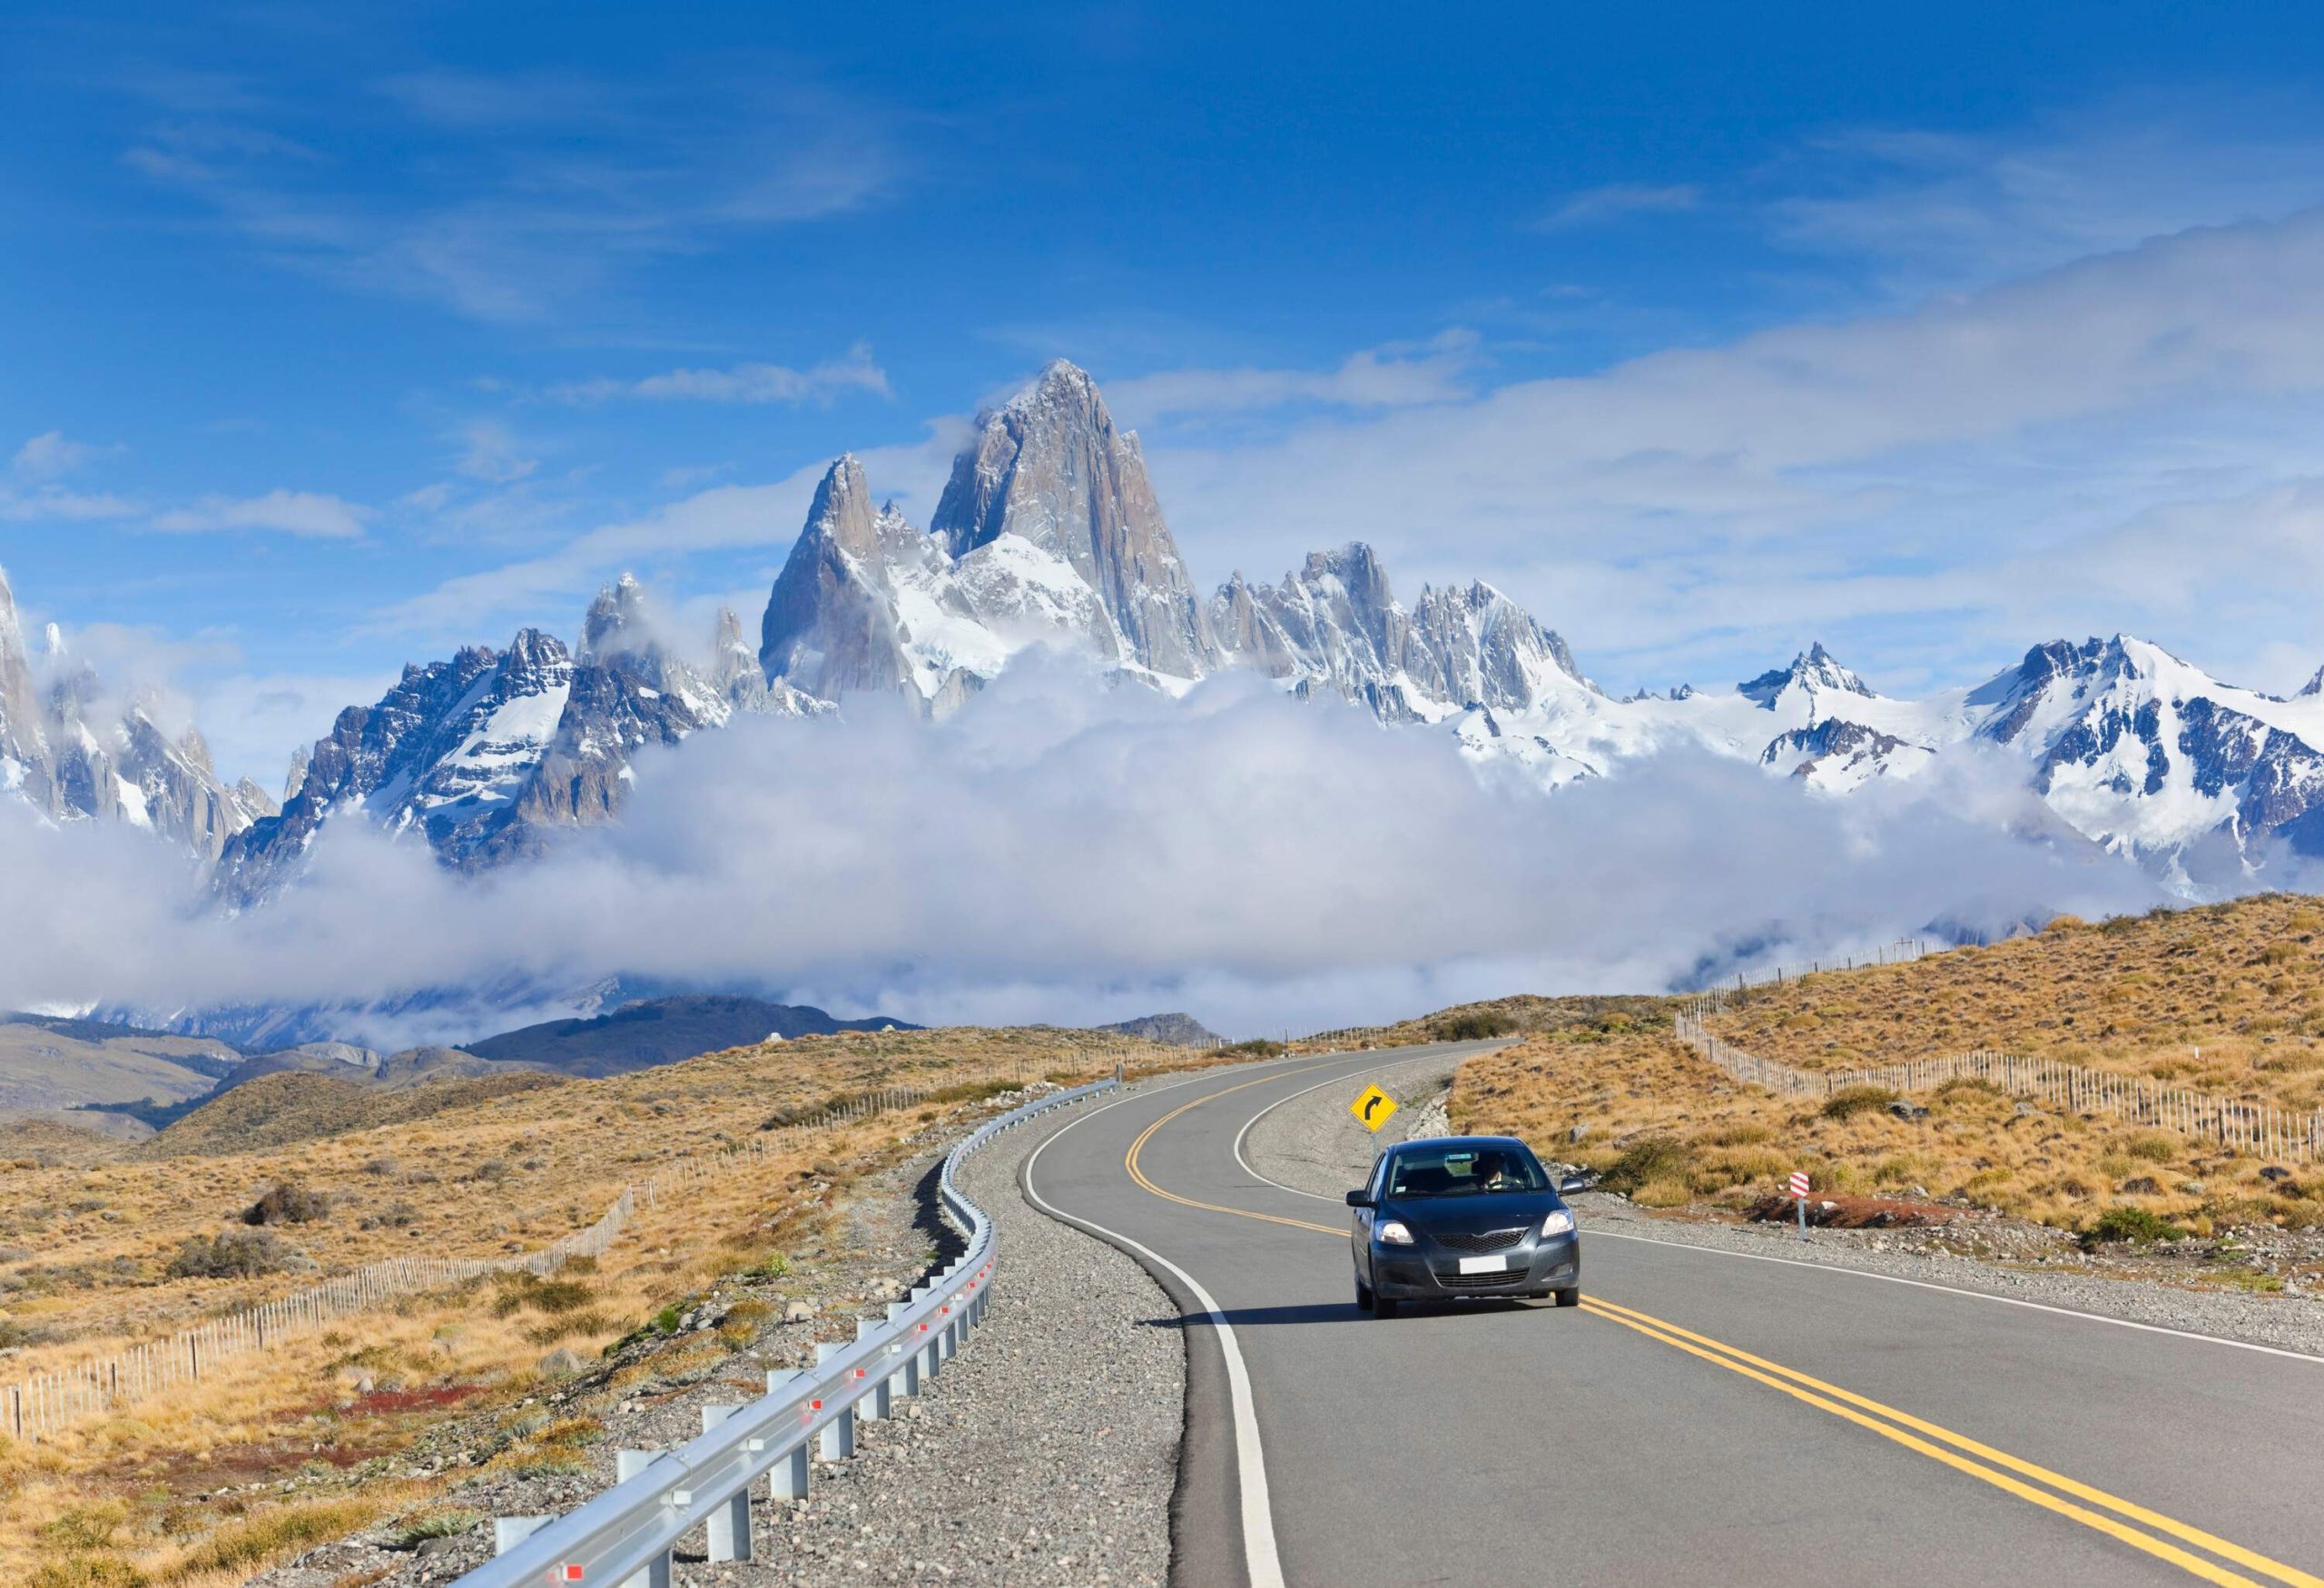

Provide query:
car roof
left=1387, top=1135, right=1530, bottom=1153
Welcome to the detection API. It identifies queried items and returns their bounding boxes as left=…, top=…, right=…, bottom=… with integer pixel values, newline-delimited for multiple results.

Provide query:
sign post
left=1350, top=1084, right=1399, bottom=1133
left=1788, top=1169, right=1810, bottom=1240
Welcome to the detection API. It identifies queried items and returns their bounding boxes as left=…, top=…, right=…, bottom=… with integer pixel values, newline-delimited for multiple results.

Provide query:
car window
left=1385, top=1142, right=1547, bottom=1197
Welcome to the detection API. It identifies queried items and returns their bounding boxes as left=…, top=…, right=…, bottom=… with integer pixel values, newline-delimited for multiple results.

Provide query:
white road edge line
left=1022, top=1064, right=1308, bottom=1588
left=1244, top=1104, right=2324, bottom=1367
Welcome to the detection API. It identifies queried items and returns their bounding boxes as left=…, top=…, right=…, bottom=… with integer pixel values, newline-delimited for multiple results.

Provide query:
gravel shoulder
left=254, top=1091, right=1181, bottom=1587
left=1237, top=1045, right=1481, bottom=1201
left=1244, top=1056, right=2324, bottom=1361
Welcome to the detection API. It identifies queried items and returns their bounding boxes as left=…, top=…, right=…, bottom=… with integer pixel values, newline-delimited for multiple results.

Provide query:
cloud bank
left=0, top=660, right=2165, bottom=1045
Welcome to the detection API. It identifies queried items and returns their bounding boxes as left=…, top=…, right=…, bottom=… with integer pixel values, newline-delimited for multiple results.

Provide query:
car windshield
left=1384, top=1142, right=1548, bottom=1197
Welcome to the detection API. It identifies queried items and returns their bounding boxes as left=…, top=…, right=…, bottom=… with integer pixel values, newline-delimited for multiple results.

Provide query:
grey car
left=1345, top=1136, right=1582, bottom=1317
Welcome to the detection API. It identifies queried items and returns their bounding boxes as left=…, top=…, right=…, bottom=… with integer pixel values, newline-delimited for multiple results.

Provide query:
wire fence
left=0, top=1063, right=1078, bottom=1447
left=1675, top=993, right=2324, bottom=1167
left=1689, top=938, right=1935, bottom=994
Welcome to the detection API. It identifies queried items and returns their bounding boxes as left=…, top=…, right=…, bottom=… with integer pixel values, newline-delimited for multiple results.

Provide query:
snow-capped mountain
left=14, top=360, right=2324, bottom=910
left=216, top=577, right=827, bottom=899
left=760, top=362, right=1220, bottom=710
left=0, top=564, right=273, bottom=860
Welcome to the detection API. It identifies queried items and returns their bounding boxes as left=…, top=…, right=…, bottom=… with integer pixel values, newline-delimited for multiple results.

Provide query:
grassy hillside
left=0, top=1017, right=241, bottom=1118
left=1446, top=895, right=2324, bottom=1235
left=1711, top=895, right=2324, bottom=1116
left=0, top=1021, right=1200, bottom=1585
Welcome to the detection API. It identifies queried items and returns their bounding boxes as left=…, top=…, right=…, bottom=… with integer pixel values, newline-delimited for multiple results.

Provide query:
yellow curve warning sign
left=1350, top=1084, right=1398, bottom=1132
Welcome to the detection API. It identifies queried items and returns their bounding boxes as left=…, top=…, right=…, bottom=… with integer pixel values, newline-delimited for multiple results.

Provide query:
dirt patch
left=1744, top=1194, right=1965, bottom=1228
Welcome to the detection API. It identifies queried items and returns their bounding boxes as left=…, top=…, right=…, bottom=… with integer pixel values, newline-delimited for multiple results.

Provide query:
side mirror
left=1344, top=1189, right=1373, bottom=1208
left=1559, top=1172, right=1597, bottom=1196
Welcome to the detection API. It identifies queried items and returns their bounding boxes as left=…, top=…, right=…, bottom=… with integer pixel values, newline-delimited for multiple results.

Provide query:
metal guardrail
left=456, top=1076, right=1121, bottom=1586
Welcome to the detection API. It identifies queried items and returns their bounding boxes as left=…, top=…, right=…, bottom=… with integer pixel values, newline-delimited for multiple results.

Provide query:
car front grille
left=1433, top=1227, right=1528, bottom=1253
left=1440, top=1269, right=1528, bottom=1290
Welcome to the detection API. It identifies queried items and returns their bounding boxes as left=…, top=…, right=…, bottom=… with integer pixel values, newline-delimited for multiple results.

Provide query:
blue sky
left=11, top=2, right=2324, bottom=784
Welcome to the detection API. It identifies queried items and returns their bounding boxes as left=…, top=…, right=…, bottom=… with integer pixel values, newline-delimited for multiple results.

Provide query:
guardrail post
left=699, top=1406, right=754, bottom=1561
left=764, top=1370, right=812, bottom=1503
left=614, top=1452, right=675, bottom=1588
left=494, top=1516, right=552, bottom=1554
left=855, top=1321, right=892, bottom=1419
left=938, top=1304, right=959, bottom=1363
left=812, top=1344, right=855, bottom=1459
left=886, top=1302, right=921, bottom=1396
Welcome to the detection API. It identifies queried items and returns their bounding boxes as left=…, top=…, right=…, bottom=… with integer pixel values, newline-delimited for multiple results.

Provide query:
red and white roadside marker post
left=1788, top=1170, right=1810, bottom=1241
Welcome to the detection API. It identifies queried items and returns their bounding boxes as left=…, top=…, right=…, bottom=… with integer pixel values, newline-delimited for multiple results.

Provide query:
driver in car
left=1472, top=1149, right=1518, bottom=1191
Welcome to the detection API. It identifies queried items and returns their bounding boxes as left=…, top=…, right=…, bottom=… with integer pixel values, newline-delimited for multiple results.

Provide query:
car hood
left=1381, top=1190, right=1563, bottom=1228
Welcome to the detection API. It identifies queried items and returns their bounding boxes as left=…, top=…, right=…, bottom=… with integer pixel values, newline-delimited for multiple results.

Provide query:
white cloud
left=122, top=71, right=899, bottom=323
left=152, top=488, right=372, bottom=538
left=1768, top=113, right=2324, bottom=292
left=0, top=662, right=2163, bottom=1042
left=454, top=419, right=538, bottom=483
left=1135, top=205, right=2324, bottom=686
left=11, top=430, right=113, bottom=480
left=373, top=416, right=970, bottom=642
left=1101, top=330, right=1483, bottom=428
left=1536, top=182, right=1704, bottom=231
left=547, top=342, right=892, bottom=407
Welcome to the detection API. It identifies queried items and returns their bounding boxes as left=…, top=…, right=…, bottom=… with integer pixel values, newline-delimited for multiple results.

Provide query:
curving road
left=1021, top=1045, right=2324, bottom=1588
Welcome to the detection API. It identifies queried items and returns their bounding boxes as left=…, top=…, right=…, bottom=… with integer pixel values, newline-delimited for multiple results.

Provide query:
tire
left=1354, top=1276, right=1374, bottom=1311
left=1552, top=1287, right=1581, bottom=1308
left=1374, top=1295, right=1400, bottom=1318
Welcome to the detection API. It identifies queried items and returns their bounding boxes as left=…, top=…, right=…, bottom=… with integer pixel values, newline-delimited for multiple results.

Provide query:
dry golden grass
left=1443, top=895, right=2324, bottom=1237
left=1714, top=894, right=2324, bottom=1114
left=0, top=1023, right=1208, bottom=1584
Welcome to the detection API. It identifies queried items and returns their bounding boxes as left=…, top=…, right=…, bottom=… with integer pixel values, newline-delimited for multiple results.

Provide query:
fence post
left=698, top=1406, right=754, bottom=1561
left=814, top=1344, right=856, bottom=1459
left=613, top=1452, right=675, bottom=1588
left=764, top=1370, right=812, bottom=1503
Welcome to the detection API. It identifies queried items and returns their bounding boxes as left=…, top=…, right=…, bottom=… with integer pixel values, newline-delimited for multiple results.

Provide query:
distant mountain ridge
left=10, top=360, right=2324, bottom=924
left=462, top=994, right=914, bottom=1076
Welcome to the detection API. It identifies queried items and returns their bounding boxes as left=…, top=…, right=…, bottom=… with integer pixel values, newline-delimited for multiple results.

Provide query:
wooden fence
left=1675, top=995, right=2323, bottom=1167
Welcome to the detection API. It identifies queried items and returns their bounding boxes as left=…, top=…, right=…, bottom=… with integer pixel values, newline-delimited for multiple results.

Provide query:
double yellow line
left=1120, top=1069, right=2322, bottom=1588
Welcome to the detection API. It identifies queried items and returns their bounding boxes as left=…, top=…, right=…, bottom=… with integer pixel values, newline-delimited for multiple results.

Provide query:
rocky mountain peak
left=2301, top=666, right=2324, bottom=699
left=930, top=360, right=1216, bottom=678
left=1741, top=641, right=1874, bottom=707
left=580, top=575, right=654, bottom=662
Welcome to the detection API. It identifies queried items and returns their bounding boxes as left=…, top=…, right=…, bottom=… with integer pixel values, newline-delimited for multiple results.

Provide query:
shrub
left=1598, top=1136, right=1696, bottom=1197
left=29, top=1558, right=145, bottom=1588
left=167, top=1499, right=377, bottom=1577
left=1820, top=1085, right=1902, bottom=1120
left=37, top=1504, right=126, bottom=1551
left=243, top=1182, right=330, bottom=1226
left=1219, top=1039, right=1288, bottom=1058
left=1435, top=1011, right=1516, bottom=1041
left=2080, top=1206, right=2186, bottom=1249
left=166, top=1228, right=290, bottom=1278
left=359, top=1200, right=419, bottom=1230
left=382, top=1507, right=484, bottom=1551
left=2123, top=1132, right=2177, bottom=1164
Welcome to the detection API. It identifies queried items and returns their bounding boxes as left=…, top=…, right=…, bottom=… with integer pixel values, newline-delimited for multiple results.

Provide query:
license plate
left=1457, top=1255, right=1507, bottom=1275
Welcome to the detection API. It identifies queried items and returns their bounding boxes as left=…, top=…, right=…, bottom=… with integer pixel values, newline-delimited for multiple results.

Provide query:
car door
left=1351, top=1150, right=1386, bottom=1279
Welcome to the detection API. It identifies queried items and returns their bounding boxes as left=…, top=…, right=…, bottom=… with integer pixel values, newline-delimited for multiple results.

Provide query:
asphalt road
left=1022, top=1044, right=2324, bottom=1588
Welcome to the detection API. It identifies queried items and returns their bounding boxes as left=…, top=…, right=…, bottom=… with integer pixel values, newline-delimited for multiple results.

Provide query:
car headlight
left=1376, top=1219, right=1414, bottom=1246
left=1541, top=1208, right=1576, bottom=1238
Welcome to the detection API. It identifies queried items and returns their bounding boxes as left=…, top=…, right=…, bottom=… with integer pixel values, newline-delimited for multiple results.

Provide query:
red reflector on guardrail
left=561, top=1566, right=585, bottom=1582
left=810, top=1398, right=822, bottom=1411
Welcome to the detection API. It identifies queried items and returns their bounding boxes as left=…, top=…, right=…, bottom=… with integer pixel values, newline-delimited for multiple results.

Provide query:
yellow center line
left=1581, top=1296, right=2322, bottom=1588
left=1118, top=1070, right=2319, bottom=1588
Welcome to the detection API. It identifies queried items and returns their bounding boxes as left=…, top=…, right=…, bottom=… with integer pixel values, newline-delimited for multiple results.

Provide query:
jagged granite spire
left=931, top=360, right=1216, bottom=678
left=759, top=455, right=921, bottom=698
